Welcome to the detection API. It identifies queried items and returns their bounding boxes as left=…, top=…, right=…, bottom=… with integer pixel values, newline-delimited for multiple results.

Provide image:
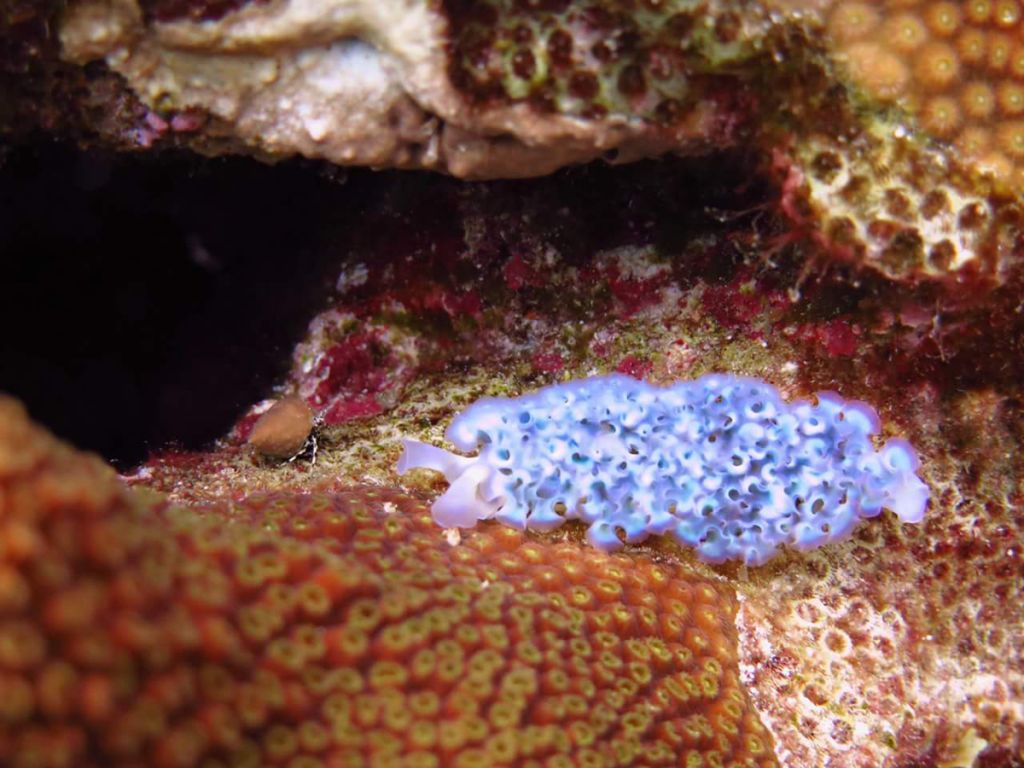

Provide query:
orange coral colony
left=0, top=396, right=776, bottom=768
left=827, top=0, right=1024, bottom=188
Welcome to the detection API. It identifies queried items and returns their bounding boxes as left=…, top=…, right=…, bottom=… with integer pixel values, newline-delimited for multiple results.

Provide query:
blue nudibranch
left=397, top=374, right=929, bottom=565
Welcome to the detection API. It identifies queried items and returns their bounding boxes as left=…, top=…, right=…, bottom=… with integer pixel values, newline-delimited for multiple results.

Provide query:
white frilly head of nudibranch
left=395, top=439, right=505, bottom=528
left=396, top=374, right=931, bottom=565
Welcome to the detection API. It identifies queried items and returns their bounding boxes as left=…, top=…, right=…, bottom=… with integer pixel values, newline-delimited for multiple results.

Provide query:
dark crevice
left=0, top=144, right=365, bottom=466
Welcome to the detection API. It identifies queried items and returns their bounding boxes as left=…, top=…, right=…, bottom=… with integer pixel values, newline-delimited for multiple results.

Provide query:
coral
left=54, top=0, right=768, bottom=178
left=399, top=374, right=928, bottom=564
left=778, top=120, right=1024, bottom=286
left=190, top=165, right=1019, bottom=767
left=120, top=156, right=1023, bottom=509
left=0, top=145, right=1019, bottom=768
left=1, top=0, right=1014, bottom=292
left=826, top=0, right=1024, bottom=188
left=4, top=121, right=1024, bottom=767
left=444, top=0, right=764, bottom=122
left=42, top=0, right=1024, bottom=289
left=0, top=395, right=777, bottom=768
left=737, top=385, right=1024, bottom=768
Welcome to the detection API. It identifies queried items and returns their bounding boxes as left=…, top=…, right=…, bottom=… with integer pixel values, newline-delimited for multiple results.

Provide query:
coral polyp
left=398, top=374, right=928, bottom=564
left=4, top=0, right=1024, bottom=764
left=827, top=0, right=1024, bottom=188
left=445, top=0, right=762, bottom=122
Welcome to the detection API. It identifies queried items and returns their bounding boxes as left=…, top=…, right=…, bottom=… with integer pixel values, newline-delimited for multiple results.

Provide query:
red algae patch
left=248, top=396, right=315, bottom=459
left=0, top=395, right=776, bottom=768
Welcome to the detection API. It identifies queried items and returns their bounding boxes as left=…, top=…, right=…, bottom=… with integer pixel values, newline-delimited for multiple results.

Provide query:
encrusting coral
left=772, top=0, right=1024, bottom=287
left=777, top=120, right=1024, bottom=287
left=2, top=151, right=1023, bottom=766
left=39, top=0, right=1023, bottom=292
left=5, top=3, right=1024, bottom=766
left=0, top=395, right=777, bottom=768
left=826, top=0, right=1024, bottom=189
left=126, top=164, right=1018, bottom=768
left=443, top=0, right=760, bottom=123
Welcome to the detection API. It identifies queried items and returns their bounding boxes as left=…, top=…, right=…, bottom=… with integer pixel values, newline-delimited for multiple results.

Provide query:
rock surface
left=55, top=0, right=758, bottom=178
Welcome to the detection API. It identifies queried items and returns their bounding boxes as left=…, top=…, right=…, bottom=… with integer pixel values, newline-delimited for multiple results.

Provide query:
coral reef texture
left=47, top=0, right=762, bottom=182
left=3, top=0, right=1024, bottom=766
left=109, top=163, right=1022, bottom=768
left=0, top=395, right=776, bottom=768
left=0, top=0, right=1017, bottom=289
left=6, top=0, right=1012, bottom=290
left=826, top=0, right=1024, bottom=188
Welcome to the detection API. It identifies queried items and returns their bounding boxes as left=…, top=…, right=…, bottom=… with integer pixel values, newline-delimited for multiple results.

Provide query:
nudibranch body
left=397, top=374, right=929, bottom=565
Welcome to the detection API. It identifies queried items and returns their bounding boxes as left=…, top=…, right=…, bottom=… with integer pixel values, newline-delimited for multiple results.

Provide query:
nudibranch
left=398, top=374, right=929, bottom=565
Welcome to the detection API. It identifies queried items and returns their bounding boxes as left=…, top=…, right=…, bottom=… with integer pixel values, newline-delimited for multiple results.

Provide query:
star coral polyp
left=444, top=0, right=758, bottom=122
left=826, top=0, right=1024, bottom=189
left=0, top=396, right=776, bottom=768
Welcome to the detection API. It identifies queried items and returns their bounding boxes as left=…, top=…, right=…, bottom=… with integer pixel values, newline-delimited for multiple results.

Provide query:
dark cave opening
left=0, top=145, right=364, bottom=466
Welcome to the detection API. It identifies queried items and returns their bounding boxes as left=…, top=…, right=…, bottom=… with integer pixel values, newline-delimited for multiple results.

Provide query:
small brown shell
left=248, top=396, right=314, bottom=459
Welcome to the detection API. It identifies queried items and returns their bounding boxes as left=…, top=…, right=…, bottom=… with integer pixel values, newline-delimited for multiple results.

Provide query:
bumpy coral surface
left=445, top=0, right=761, bottom=123
left=0, top=395, right=777, bottom=768
left=771, top=0, right=1024, bottom=288
left=0, top=0, right=1004, bottom=292
left=779, top=123, right=1024, bottom=285
left=737, top=384, right=1024, bottom=768
left=399, top=374, right=928, bottom=564
left=54, top=0, right=768, bottom=178
left=826, top=0, right=1024, bottom=189
left=41, top=0, right=1024, bottom=292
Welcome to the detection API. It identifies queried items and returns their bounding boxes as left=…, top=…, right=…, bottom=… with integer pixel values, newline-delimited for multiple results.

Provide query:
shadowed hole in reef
left=0, top=144, right=361, bottom=467
left=0, top=143, right=774, bottom=467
